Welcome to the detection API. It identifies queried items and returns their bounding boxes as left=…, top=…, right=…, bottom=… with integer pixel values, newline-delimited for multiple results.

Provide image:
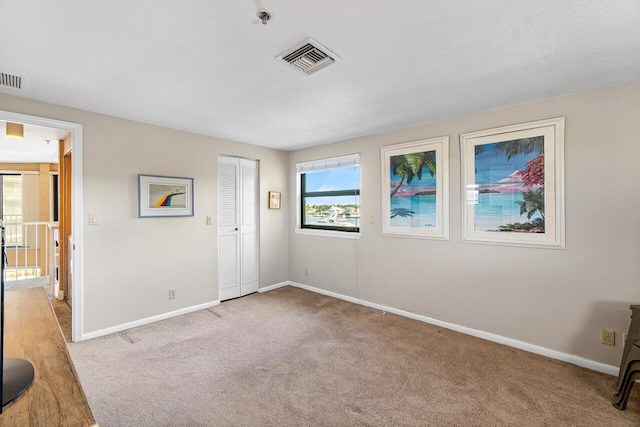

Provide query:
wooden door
left=239, top=158, right=258, bottom=296
left=218, top=156, right=258, bottom=301
left=218, top=156, right=241, bottom=300
left=58, top=135, right=72, bottom=302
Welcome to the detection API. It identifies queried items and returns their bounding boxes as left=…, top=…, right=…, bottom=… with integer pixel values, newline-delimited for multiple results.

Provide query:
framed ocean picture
left=138, top=174, right=194, bottom=218
left=381, top=136, right=449, bottom=240
left=460, top=117, right=565, bottom=249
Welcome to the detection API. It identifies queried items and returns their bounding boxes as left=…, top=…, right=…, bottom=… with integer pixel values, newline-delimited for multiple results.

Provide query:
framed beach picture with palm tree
left=381, top=136, right=449, bottom=240
left=460, top=117, right=565, bottom=249
left=138, top=174, right=194, bottom=218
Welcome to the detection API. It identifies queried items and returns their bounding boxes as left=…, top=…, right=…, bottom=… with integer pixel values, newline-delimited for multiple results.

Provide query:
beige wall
left=2, top=80, right=639, bottom=365
left=288, top=81, right=640, bottom=366
left=0, top=93, right=290, bottom=334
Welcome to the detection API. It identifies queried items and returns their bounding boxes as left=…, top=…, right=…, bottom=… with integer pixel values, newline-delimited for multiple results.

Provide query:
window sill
left=294, top=228, right=361, bottom=239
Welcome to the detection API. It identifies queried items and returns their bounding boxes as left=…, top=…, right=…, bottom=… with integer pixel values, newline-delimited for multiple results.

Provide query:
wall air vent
left=0, top=72, right=22, bottom=90
left=276, top=38, right=338, bottom=76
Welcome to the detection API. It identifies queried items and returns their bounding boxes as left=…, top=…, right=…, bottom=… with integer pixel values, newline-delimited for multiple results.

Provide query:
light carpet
left=68, top=286, right=640, bottom=426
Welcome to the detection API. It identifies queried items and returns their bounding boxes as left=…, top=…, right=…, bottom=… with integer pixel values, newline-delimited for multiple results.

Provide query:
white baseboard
left=257, top=281, right=290, bottom=293
left=263, top=281, right=618, bottom=376
left=82, top=300, right=220, bottom=341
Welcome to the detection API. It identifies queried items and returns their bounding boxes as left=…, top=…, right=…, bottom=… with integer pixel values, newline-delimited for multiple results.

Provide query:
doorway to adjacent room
left=0, top=111, right=83, bottom=341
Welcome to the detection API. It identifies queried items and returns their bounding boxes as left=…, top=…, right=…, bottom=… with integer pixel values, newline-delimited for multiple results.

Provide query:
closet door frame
left=217, top=155, right=259, bottom=301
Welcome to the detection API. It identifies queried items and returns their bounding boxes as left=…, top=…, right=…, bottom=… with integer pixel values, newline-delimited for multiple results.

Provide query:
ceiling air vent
left=276, top=38, right=338, bottom=76
left=0, top=72, right=22, bottom=90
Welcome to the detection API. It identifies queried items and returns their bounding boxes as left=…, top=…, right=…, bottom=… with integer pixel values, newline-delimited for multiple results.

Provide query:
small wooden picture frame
left=268, top=191, right=281, bottom=209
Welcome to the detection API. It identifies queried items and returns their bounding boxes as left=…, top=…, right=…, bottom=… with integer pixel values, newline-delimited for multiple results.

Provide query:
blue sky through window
left=304, top=166, right=359, bottom=205
left=305, top=167, right=359, bottom=192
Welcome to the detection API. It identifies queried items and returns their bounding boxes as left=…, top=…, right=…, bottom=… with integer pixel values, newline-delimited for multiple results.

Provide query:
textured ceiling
left=0, top=122, right=64, bottom=163
left=0, top=0, right=639, bottom=151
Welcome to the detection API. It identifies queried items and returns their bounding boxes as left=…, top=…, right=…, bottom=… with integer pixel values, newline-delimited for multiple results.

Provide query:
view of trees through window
left=301, top=166, right=360, bottom=232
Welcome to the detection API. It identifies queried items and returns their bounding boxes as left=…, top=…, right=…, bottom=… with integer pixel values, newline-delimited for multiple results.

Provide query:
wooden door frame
left=58, top=139, right=72, bottom=303
left=0, top=110, right=84, bottom=342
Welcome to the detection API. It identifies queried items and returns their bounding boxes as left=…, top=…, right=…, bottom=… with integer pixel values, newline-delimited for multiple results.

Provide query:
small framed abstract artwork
left=268, top=191, right=281, bottom=209
left=460, top=117, right=565, bottom=249
left=381, top=136, right=449, bottom=240
left=138, top=174, right=194, bottom=218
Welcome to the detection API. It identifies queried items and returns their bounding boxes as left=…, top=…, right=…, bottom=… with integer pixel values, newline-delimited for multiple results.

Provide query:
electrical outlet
left=304, top=268, right=309, bottom=277
left=601, top=329, right=615, bottom=346
left=169, top=289, right=176, bottom=300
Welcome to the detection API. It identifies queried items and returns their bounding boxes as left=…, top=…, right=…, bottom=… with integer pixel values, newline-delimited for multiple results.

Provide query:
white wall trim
left=257, top=281, right=290, bottom=293
left=71, top=122, right=84, bottom=343
left=82, top=300, right=220, bottom=341
left=262, top=281, right=618, bottom=376
left=294, top=228, right=362, bottom=239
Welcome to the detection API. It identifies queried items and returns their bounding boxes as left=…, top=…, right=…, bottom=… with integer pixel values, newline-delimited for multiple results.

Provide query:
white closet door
left=218, top=156, right=259, bottom=301
left=240, top=159, right=258, bottom=296
left=218, top=156, right=241, bottom=301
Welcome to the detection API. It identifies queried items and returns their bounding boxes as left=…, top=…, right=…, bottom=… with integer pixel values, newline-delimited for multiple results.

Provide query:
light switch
left=206, top=215, right=213, bottom=225
left=89, top=214, right=99, bottom=225
left=370, top=215, right=376, bottom=224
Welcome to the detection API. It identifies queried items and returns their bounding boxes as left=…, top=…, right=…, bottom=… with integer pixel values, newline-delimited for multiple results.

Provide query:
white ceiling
left=0, top=122, right=63, bottom=164
left=0, top=1, right=638, bottom=151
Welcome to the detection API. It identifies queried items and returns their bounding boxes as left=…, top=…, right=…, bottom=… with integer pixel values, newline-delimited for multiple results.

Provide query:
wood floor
left=2, top=288, right=95, bottom=426
left=50, top=297, right=72, bottom=342
left=4, top=280, right=72, bottom=342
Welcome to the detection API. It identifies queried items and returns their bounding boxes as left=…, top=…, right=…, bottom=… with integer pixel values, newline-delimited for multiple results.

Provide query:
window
left=298, top=154, right=360, bottom=233
left=0, top=174, right=23, bottom=246
left=52, top=174, right=59, bottom=222
left=1, top=174, right=22, bottom=223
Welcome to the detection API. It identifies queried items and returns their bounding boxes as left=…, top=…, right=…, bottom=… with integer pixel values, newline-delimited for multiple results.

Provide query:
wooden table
left=0, top=287, right=96, bottom=426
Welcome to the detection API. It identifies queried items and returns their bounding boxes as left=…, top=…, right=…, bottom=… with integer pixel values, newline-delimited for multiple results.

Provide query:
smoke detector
left=257, top=10, right=271, bottom=25
left=276, top=38, right=339, bottom=76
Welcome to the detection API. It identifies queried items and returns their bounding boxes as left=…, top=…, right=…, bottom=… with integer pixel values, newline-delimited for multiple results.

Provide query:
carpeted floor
left=68, top=287, right=640, bottom=426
